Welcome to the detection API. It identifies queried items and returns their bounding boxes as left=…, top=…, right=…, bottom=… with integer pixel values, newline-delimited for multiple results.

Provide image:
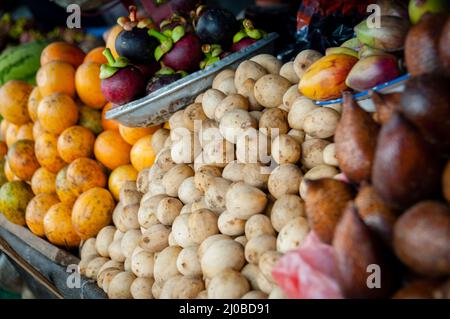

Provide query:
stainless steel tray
left=106, top=33, right=279, bottom=127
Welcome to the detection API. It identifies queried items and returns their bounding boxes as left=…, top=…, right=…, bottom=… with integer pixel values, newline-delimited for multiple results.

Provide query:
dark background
left=0, top=0, right=299, bottom=29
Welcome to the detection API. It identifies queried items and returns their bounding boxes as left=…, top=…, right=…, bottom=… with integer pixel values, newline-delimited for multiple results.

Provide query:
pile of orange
left=0, top=41, right=160, bottom=249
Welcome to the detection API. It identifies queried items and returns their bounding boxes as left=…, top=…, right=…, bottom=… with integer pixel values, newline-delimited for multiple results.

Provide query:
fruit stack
left=101, top=5, right=267, bottom=106
left=0, top=41, right=160, bottom=249
left=76, top=10, right=449, bottom=299
left=77, top=51, right=346, bottom=299
left=275, top=11, right=450, bottom=299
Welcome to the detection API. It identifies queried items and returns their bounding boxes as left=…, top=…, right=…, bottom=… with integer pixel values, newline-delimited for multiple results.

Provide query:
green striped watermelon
left=0, top=41, right=49, bottom=86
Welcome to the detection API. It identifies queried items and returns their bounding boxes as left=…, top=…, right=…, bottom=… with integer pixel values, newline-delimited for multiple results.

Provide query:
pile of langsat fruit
left=0, top=41, right=161, bottom=249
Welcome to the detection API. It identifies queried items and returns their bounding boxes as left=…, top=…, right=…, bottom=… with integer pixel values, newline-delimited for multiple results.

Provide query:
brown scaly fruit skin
left=333, top=202, right=393, bottom=299
left=393, top=201, right=450, bottom=277
left=371, top=91, right=401, bottom=125
left=438, top=16, right=450, bottom=72
left=443, top=161, right=450, bottom=203
left=334, top=92, right=379, bottom=183
left=372, top=113, right=442, bottom=209
left=392, top=280, right=443, bottom=299
left=405, top=13, right=448, bottom=76
left=304, top=178, right=354, bottom=244
left=354, top=183, right=397, bottom=246
left=439, top=280, right=450, bottom=299
left=400, top=75, right=450, bottom=153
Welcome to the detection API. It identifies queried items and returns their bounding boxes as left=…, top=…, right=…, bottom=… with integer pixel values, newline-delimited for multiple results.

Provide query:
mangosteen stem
left=148, top=28, right=170, bottom=43
left=129, top=5, right=137, bottom=23
left=233, top=19, right=266, bottom=43
left=149, top=29, right=174, bottom=61
left=202, top=44, right=222, bottom=56
left=103, top=48, right=116, bottom=65
left=117, top=16, right=129, bottom=27
left=243, top=19, right=254, bottom=30
left=202, top=44, right=211, bottom=53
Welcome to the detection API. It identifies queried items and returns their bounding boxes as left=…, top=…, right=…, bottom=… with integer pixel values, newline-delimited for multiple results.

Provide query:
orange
left=31, top=167, right=57, bottom=195
left=36, top=61, right=76, bottom=97
left=130, top=135, right=156, bottom=172
left=7, top=140, right=40, bottom=181
left=35, top=133, right=67, bottom=173
left=66, top=157, right=107, bottom=196
left=25, top=193, right=59, bottom=237
left=44, top=202, right=81, bottom=248
left=16, top=123, right=34, bottom=141
left=106, top=25, right=122, bottom=59
left=84, top=46, right=108, bottom=64
left=119, top=124, right=161, bottom=145
left=57, top=126, right=95, bottom=163
left=79, top=105, right=103, bottom=135
left=101, top=102, right=120, bottom=131
left=4, top=160, right=16, bottom=182
left=40, top=42, right=85, bottom=68
left=108, top=165, right=138, bottom=201
left=27, top=87, right=42, bottom=122
left=75, top=62, right=106, bottom=109
left=0, top=119, right=10, bottom=140
left=55, top=166, right=77, bottom=204
left=32, top=121, right=49, bottom=140
left=5, top=123, right=19, bottom=148
left=72, top=187, right=115, bottom=239
left=0, top=80, right=32, bottom=125
left=94, top=130, right=131, bottom=170
left=0, top=181, right=34, bottom=225
left=37, top=93, right=79, bottom=134
left=0, top=141, right=7, bottom=157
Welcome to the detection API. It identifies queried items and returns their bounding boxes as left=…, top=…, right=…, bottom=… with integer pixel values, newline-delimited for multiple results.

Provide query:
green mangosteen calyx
left=148, top=26, right=186, bottom=61
left=200, top=44, right=223, bottom=69
left=160, top=14, right=188, bottom=30
left=233, top=19, right=267, bottom=43
left=156, top=65, right=188, bottom=77
left=100, top=48, right=130, bottom=79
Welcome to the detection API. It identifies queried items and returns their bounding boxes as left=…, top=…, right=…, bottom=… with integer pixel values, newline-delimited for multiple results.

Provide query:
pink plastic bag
left=272, top=231, right=343, bottom=299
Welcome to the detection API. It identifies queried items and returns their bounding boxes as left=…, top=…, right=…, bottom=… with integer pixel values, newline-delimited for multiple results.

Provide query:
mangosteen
left=100, top=48, right=146, bottom=105
left=231, top=19, right=267, bottom=52
left=231, top=38, right=257, bottom=52
left=148, top=26, right=203, bottom=72
left=115, top=6, right=159, bottom=64
left=134, top=62, right=159, bottom=80
left=146, top=71, right=184, bottom=95
left=195, top=7, right=239, bottom=49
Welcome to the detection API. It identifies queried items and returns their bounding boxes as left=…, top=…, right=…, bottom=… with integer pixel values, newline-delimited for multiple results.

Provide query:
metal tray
left=106, top=33, right=279, bottom=127
left=315, top=74, right=410, bottom=113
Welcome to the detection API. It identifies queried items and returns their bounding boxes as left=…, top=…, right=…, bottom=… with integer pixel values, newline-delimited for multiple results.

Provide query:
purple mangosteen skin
left=146, top=73, right=182, bottom=94
left=135, top=63, right=159, bottom=80
left=162, top=33, right=203, bottom=72
left=101, top=67, right=145, bottom=105
left=231, top=38, right=257, bottom=52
